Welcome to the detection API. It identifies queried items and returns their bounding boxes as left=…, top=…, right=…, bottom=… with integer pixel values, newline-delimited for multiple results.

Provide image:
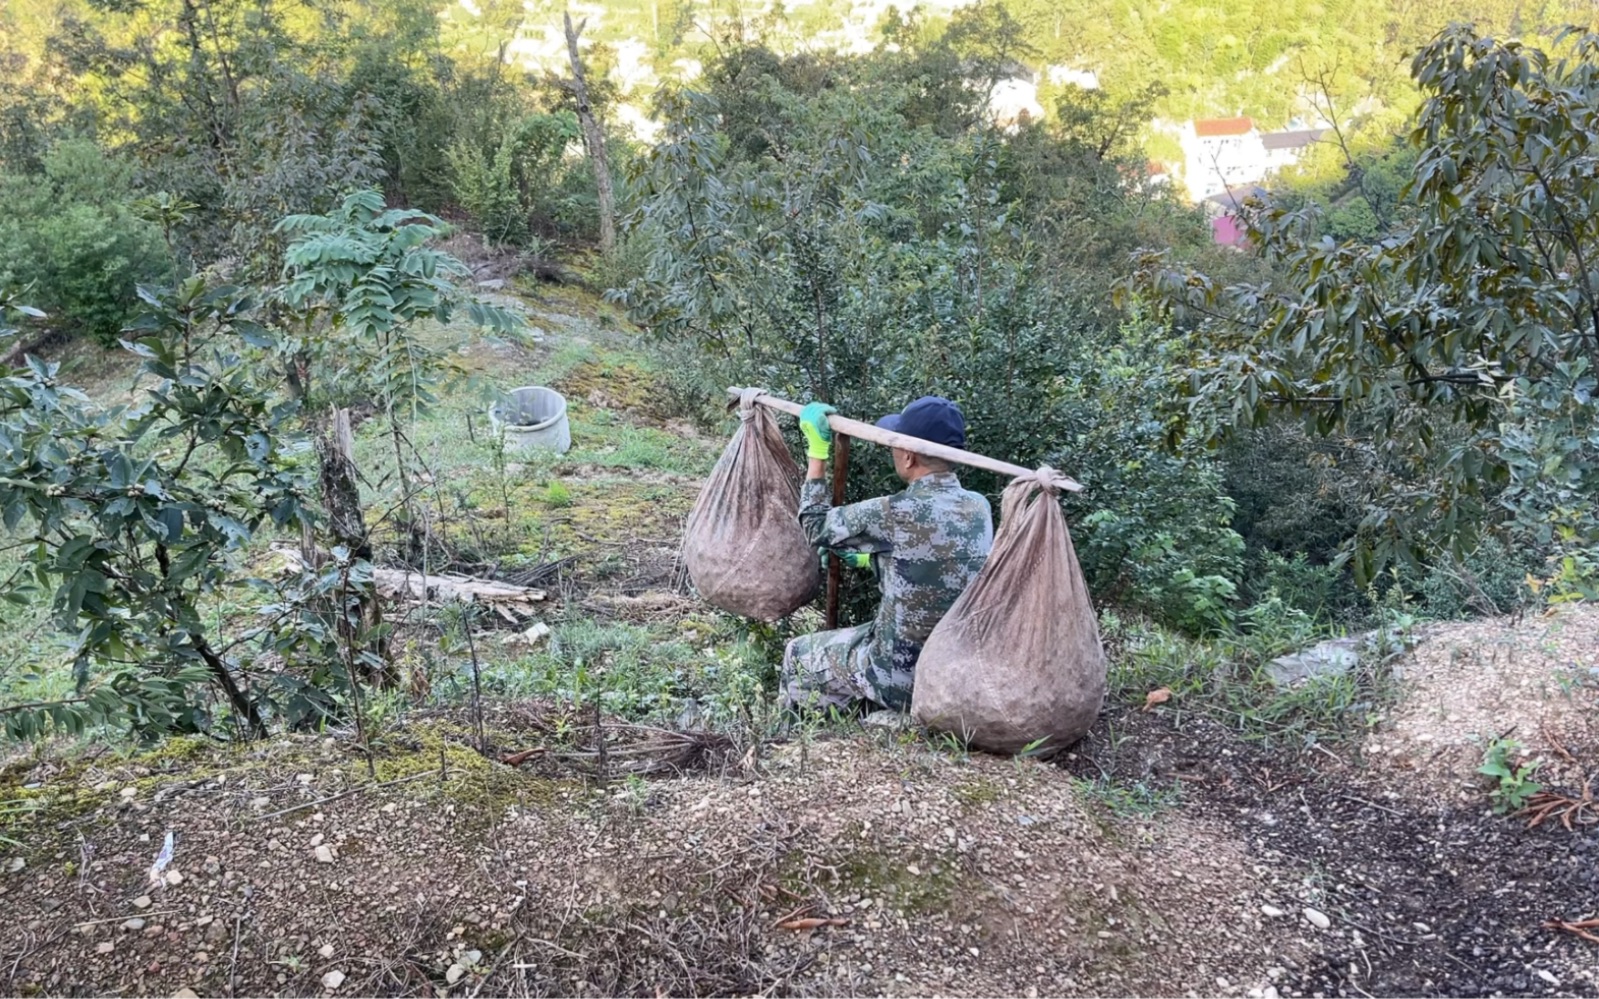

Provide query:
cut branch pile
left=500, top=720, right=736, bottom=778
left=371, top=568, right=545, bottom=620
left=273, top=546, right=545, bottom=621
left=1517, top=781, right=1598, bottom=831
left=1543, top=917, right=1599, bottom=945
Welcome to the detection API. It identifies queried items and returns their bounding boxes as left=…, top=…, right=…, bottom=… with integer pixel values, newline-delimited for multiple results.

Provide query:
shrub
left=447, top=112, right=581, bottom=248
left=0, top=140, right=171, bottom=345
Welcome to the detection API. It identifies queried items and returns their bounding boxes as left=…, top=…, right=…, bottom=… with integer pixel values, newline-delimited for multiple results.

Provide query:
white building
left=1179, top=117, right=1325, bottom=201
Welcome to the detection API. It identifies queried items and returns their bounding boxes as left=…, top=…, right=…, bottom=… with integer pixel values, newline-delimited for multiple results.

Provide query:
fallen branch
left=274, top=546, right=546, bottom=619
left=372, top=568, right=546, bottom=613
left=1517, top=780, right=1598, bottom=831
left=500, top=748, right=545, bottom=767
left=74, top=911, right=178, bottom=930
left=771, top=903, right=814, bottom=927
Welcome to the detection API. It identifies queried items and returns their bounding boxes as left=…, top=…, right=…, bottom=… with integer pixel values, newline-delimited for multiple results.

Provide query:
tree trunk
left=318, top=408, right=393, bottom=686
left=564, top=12, right=617, bottom=253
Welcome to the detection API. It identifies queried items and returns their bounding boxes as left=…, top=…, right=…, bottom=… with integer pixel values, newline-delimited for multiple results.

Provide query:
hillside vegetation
left=0, top=2, right=1597, bottom=994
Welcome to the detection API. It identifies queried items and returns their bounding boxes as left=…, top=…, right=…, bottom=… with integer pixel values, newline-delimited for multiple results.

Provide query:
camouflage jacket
left=798, top=471, right=993, bottom=710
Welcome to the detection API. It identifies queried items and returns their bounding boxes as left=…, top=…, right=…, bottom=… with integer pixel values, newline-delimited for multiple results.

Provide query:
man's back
left=798, top=470, right=992, bottom=709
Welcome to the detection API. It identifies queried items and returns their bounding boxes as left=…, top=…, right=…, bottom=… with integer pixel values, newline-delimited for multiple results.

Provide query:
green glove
left=799, top=401, right=836, bottom=461
left=843, top=551, right=873, bottom=570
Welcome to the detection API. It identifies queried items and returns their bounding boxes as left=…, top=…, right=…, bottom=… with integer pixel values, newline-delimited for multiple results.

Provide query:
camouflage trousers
left=780, top=626, right=916, bottom=713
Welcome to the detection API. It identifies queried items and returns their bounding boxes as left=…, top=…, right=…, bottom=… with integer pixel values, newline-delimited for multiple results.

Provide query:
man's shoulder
left=891, top=476, right=991, bottom=521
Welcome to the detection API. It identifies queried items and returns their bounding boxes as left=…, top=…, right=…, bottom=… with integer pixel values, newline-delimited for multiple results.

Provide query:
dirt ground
left=1, top=605, right=1595, bottom=998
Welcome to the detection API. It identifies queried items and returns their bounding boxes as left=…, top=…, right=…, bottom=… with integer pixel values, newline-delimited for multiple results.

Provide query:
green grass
left=1100, top=608, right=1398, bottom=749
left=425, top=615, right=777, bottom=729
left=1070, top=775, right=1182, bottom=817
left=0, top=287, right=728, bottom=735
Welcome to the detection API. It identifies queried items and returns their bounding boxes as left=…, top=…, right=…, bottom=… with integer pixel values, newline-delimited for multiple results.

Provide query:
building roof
left=1261, top=128, right=1328, bottom=150
left=1193, top=116, right=1254, bottom=137
left=1204, top=185, right=1270, bottom=211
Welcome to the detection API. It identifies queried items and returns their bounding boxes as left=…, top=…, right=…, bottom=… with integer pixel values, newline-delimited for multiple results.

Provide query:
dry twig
left=1543, top=917, right=1599, bottom=945
left=776, top=917, right=850, bottom=931
left=1517, top=780, right=1598, bottom=831
left=254, top=770, right=440, bottom=822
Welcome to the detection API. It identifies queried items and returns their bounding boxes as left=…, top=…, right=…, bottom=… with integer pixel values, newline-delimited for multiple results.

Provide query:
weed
left=615, top=772, right=650, bottom=814
left=1478, top=737, right=1543, bottom=813
left=951, top=777, right=1001, bottom=806
left=1552, top=665, right=1599, bottom=699
left=1071, top=775, right=1181, bottom=817
left=543, top=480, right=573, bottom=507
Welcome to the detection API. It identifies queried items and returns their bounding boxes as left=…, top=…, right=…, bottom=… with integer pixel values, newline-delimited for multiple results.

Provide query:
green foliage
left=620, top=43, right=1238, bottom=631
left=543, top=479, right=573, bottom=507
left=0, top=278, right=312, bottom=739
left=1099, top=608, right=1386, bottom=747
left=1065, top=324, right=1245, bottom=633
left=461, top=618, right=772, bottom=728
left=447, top=112, right=582, bottom=247
left=275, top=189, right=523, bottom=415
left=0, top=140, right=172, bottom=345
left=1131, top=27, right=1599, bottom=594
left=1070, top=775, right=1181, bottom=817
left=1478, top=737, right=1543, bottom=813
left=1413, top=535, right=1538, bottom=618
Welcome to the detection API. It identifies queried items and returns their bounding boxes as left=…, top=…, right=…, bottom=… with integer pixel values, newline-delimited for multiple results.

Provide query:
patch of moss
left=557, top=481, right=693, bottom=540
left=555, top=359, right=660, bottom=419
left=951, top=776, right=1006, bottom=808
left=0, top=736, right=248, bottom=846
left=833, top=845, right=964, bottom=915
left=135, top=734, right=217, bottom=768
left=368, top=722, right=570, bottom=823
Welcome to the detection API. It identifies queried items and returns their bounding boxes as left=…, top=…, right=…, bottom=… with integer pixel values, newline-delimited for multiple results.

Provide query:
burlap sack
left=911, top=468, right=1105, bottom=754
left=682, top=390, right=820, bottom=621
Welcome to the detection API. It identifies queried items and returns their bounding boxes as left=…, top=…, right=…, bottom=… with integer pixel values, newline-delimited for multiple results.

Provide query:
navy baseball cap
left=876, top=396, right=967, bottom=448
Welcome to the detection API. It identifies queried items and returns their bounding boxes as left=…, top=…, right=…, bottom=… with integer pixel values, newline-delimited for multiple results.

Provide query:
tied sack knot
left=737, top=387, right=767, bottom=422
left=1024, top=465, right=1072, bottom=496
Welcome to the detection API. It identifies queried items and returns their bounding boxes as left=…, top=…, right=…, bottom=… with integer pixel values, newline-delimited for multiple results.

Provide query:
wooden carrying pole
left=726, top=388, right=1083, bottom=492
left=825, top=433, right=851, bottom=628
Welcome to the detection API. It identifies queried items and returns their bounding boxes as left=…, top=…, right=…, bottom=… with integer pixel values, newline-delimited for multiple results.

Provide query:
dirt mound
left=1062, top=704, right=1599, bottom=997
left=1366, top=603, right=1599, bottom=802
left=3, top=609, right=1597, bottom=998
left=0, top=722, right=1303, bottom=997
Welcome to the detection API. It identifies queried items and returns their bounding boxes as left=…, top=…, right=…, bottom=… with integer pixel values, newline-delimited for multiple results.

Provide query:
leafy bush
left=1132, top=28, right=1599, bottom=593
left=1478, top=737, right=1542, bottom=814
left=0, top=279, right=309, bottom=740
left=1415, top=535, right=1539, bottom=619
left=0, top=140, right=171, bottom=345
left=447, top=112, right=582, bottom=247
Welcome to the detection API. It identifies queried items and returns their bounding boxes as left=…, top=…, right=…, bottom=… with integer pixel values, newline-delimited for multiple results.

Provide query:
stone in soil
left=315, top=845, right=335, bottom=864
left=1261, top=904, right=1285, bottom=918
left=321, top=970, right=346, bottom=990
left=132, top=895, right=152, bottom=909
left=446, top=964, right=466, bottom=985
left=1268, top=636, right=1361, bottom=687
left=1303, top=907, right=1331, bottom=930
left=319, top=944, right=335, bottom=959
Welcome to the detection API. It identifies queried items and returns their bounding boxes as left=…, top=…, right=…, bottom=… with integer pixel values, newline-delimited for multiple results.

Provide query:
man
left=780, top=396, right=994, bottom=714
